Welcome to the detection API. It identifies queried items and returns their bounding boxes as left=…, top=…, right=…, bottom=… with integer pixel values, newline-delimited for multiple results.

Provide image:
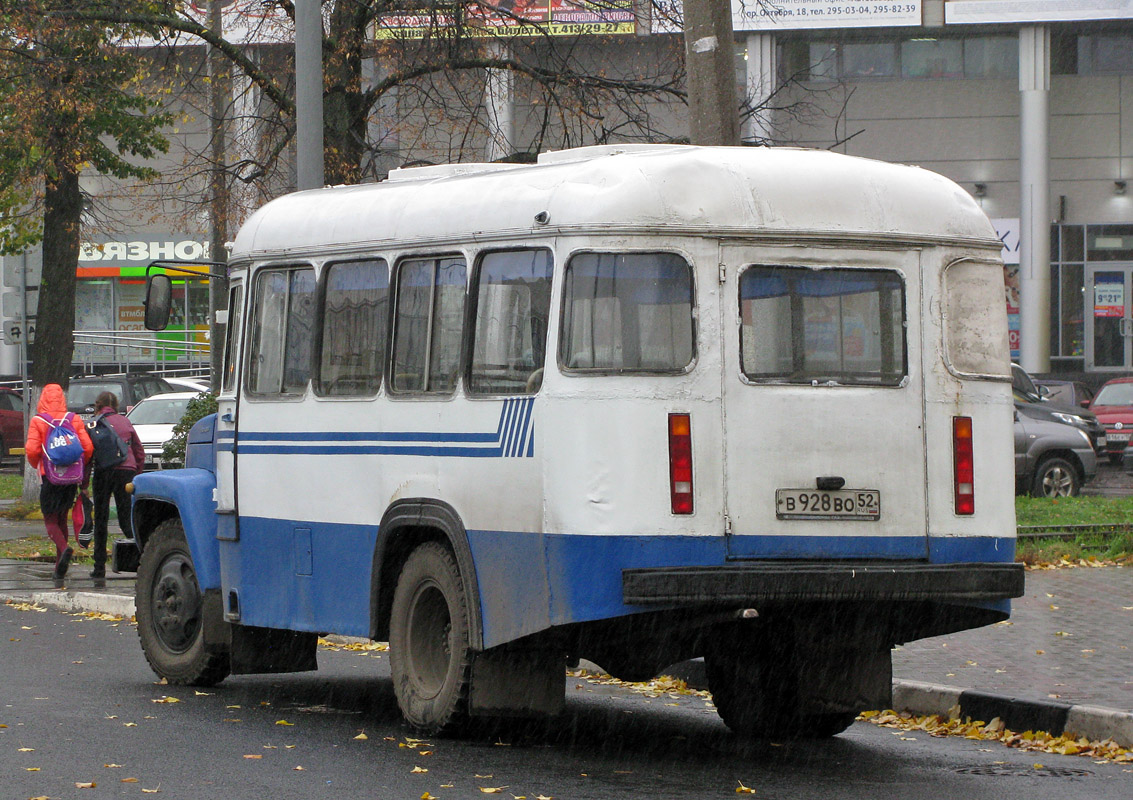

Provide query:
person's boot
left=53, top=547, right=73, bottom=580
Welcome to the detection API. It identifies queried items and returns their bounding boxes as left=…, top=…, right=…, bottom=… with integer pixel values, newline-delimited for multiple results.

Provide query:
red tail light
left=953, top=416, right=974, bottom=515
left=669, top=413, right=693, bottom=515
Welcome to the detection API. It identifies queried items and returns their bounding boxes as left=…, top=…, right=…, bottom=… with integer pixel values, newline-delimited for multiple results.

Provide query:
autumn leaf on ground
left=480, top=787, right=508, bottom=794
left=275, top=720, right=294, bottom=726
left=294, top=766, right=305, bottom=771
left=421, top=793, right=437, bottom=800
left=354, top=732, right=368, bottom=740
left=104, top=763, right=123, bottom=768
left=411, top=766, right=428, bottom=773
left=18, top=747, right=34, bottom=752
left=76, top=782, right=96, bottom=788
left=121, top=778, right=139, bottom=783
left=735, top=781, right=756, bottom=794
left=152, top=696, right=180, bottom=704
left=141, top=788, right=160, bottom=794
left=244, top=754, right=263, bottom=759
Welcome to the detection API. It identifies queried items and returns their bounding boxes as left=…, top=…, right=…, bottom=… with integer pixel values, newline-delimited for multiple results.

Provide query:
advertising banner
left=732, top=0, right=923, bottom=31
left=946, top=0, right=1133, bottom=25
left=376, top=0, right=636, bottom=39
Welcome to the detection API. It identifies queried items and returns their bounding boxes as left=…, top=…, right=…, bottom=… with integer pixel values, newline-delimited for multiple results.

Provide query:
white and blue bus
left=133, top=144, right=1023, bottom=737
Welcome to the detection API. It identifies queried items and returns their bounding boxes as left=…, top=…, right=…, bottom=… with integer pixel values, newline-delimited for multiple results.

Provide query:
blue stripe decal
left=213, top=398, right=535, bottom=458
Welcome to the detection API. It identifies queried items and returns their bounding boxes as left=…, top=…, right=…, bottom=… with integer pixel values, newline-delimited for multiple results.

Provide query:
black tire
left=135, top=518, right=229, bottom=686
left=706, top=626, right=856, bottom=740
left=389, top=542, right=471, bottom=734
left=1030, top=456, right=1080, bottom=498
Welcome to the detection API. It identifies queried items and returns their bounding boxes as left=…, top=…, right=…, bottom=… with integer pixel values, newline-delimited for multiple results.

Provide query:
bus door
left=719, top=245, right=928, bottom=560
left=216, top=279, right=244, bottom=535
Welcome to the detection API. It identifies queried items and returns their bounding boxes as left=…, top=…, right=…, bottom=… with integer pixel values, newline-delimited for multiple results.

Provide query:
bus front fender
left=131, top=468, right=221, bottom=591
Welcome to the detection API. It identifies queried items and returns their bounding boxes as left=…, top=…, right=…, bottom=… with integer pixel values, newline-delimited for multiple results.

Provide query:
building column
left=485, top=42, right=514, bottom=162
left=744, top=33, right=777, bottom=145
left=1019, top=25, right=1051, bottom=372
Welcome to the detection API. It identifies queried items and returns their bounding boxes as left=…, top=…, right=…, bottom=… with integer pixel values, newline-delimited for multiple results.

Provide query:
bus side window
left=559, top=252, right=694, bottom=373
left=317, top=259, right=389, bottom=397
left=247, top=266, right=316, bottom=396
left=391, top=256, right=467, bottom=394
left=469, top=249, right=553, bottom=395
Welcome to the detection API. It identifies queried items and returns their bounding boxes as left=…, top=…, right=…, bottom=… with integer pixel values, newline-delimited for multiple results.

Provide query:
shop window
left=962, top=36, right=1017, bottom=78
left=1078, top=34, right=1133, bottom=74
left=842, top=42, right=897, bottom=78
left=901, top=39, right=963, bottom=79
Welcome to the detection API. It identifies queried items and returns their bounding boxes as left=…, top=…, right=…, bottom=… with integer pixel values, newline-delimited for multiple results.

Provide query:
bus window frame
left=464, top=246, right=555, bottom=399
left=313, top=256, right=391, bottom=400
left=735, top=262, right=909, bottom=388
left=388, top=252, right=468, bottom=397
left=243, top=262, right=318, bottom=401
left=557, top=249, right=699, bottom=377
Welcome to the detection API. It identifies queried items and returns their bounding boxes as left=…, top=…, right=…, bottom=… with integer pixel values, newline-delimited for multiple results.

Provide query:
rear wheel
left=136, top=519, right=229, bottom=686
left=1031, top=456, right=1080, bottom=498
left=389, top=542, right=471, bottom=734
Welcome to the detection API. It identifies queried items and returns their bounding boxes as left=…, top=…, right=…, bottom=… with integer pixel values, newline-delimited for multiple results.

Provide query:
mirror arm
left=145, top=259, right=228, bottom=280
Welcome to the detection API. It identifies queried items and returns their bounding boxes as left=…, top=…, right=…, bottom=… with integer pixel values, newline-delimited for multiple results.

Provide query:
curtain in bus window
left=392, top=257, right=467, bottom=393
left=740, top=265, right=906, bottom=385
left=248, top=267, right=315, bottom=395
left=470, top=250, right=553, bottom=395
left=319, top=259, right=389, bottom=396
left=283, top=269, right=316, bottom=393
left=560, top=253, right=694, bottom=372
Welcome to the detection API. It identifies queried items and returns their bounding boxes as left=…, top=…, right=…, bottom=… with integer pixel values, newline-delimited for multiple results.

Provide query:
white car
left=125, top=391, right=199, bottom=470
left=161, top=376, right=211, bottom=393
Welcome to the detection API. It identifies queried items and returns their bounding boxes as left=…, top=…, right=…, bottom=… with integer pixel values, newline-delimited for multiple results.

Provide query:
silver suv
left=1015, top=403, right=1098, bottom=497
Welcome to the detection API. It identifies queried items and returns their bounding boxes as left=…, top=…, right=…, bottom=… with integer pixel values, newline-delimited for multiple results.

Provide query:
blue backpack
left=39, top=412, right=85, bottom=485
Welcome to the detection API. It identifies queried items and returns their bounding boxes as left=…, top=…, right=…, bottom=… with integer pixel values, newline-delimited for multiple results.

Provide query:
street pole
left=295, top=0, right=324, bottom=190
left=208, top=0, right=229, bottom=391
left=682, top=0, right=741, bottom=146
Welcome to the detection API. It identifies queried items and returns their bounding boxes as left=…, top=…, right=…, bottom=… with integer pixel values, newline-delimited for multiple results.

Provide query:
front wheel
left=1031, top=456, right=1080, bottom=498
left=135, top=519, right=229, bottom=686
left=389, top=542, right=471, bottom=734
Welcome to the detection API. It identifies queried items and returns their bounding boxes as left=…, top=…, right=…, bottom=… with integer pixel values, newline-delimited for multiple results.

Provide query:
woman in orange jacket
left=26, top=384, right=94, bottom=580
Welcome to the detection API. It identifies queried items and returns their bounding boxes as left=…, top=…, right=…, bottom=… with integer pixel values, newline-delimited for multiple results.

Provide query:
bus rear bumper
left=622, top=562, right=1025, bottom=605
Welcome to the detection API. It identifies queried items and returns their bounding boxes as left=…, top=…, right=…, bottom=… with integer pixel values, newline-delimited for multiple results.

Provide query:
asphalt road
left=2, top=604, right=1130, bottom=800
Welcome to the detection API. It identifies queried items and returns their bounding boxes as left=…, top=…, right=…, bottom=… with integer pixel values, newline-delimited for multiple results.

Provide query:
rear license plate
left=775, top=489, right=881, bottom=520
left=1109, top=432, right=1130, bottom=443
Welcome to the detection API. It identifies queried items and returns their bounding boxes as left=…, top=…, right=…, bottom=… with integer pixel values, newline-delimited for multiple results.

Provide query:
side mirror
left=144, top=274, right=173, bottom=331
left=1038, top=385, right=1050, bottom=397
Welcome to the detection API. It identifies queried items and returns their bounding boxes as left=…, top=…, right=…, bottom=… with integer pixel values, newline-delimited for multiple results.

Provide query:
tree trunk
left=683, top=0, right=741, bottom=146
left=31, top=163, right=82, bottom=388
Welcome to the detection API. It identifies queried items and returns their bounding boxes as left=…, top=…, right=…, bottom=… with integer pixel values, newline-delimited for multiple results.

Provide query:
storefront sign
left=733, top=0, right=923, bottom=31
left=946, top=0, right=1133, bottom=24
left=79, top=238, right=211, bottom=269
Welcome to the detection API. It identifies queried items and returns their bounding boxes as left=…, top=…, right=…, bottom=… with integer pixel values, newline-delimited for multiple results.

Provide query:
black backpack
left=88, top=412, right=130, bottom=469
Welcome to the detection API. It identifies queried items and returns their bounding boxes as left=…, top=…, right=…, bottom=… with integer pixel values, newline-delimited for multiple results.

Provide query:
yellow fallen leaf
left=476, top=774, right=494, bottom=778
left=480, top=788, right=508, bottom=794
left=285, top=745, right=296, bottom=749
left=1034, top=763, right=1044, bottom=769
left=420, top=750, right=434, bottom=756
left=104, top=763, right=123, bottom=768
left=354, top=732, right=368, bottom=740
left=244, top=754, right=263, bottom=759
left=76, top=782, right=96, bottom=788
left=411, top=766, right=428, bottom=773
left=121, top=778, right=139, bottom=783
left=275, top=720, right=294, bottom=726
left=26, top=767, right=41, bottom=771
left=736, top=782, right=756, bottom=794
left=18, top=747, right=34, bottom=752
left=152, top=696, right=180, bottom=704
left=536, top=795, right=554, bottom=800
left=422, top=794, right=437, bottom=800
left=142, top=789, right=160, bottom=794
left=195, top=691, right=213, bottom=696
left=294, top=766, right=305, bottom=771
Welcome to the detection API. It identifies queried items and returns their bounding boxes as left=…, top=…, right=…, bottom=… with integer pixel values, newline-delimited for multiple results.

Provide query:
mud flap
left=229, top=624, right=319, bottom=675
left=469, top=648, right=565, bottom=717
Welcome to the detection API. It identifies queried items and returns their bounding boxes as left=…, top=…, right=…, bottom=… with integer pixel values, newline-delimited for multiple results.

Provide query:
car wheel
left=389, top=542, right=471, bottom=734
left=136, top=518, right=230, bottom=686
left=1031, top=456, right=1080, bottom=498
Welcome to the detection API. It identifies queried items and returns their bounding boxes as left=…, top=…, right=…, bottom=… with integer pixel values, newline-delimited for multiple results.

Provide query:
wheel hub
left=151, top=553, right=201, bottom=653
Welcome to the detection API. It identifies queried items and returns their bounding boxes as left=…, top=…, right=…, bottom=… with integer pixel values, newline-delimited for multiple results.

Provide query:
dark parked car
left=67, top=374, right=173, bottom=419
left=1088, top=376, right=1133, bottom=465
left=1012, top=364, right=1106, bottom=454
left=1015, top=401, right=1098, bottom=497
left=1033, top=378, right=1095, bottom=409
left=0, top=386, right=25, bottom=465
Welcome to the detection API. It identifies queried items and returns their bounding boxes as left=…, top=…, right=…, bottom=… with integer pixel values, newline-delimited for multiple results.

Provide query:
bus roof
left=230, top=144, right=1000, bottom=260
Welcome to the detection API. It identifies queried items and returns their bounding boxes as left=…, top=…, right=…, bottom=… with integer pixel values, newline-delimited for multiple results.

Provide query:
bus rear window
left=560, top=252, right=694, bottom=373
left=943, top=260, right=1010, bottom=378
left=740, top=265, right=906, bottom=386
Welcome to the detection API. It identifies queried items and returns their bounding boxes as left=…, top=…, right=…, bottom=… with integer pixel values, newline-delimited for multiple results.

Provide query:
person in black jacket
left=86, top=392, right=145, bottom=581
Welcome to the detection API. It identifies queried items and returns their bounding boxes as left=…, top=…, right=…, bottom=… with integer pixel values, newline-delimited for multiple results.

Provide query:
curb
left=6, top=593, right=1130, bottom=749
